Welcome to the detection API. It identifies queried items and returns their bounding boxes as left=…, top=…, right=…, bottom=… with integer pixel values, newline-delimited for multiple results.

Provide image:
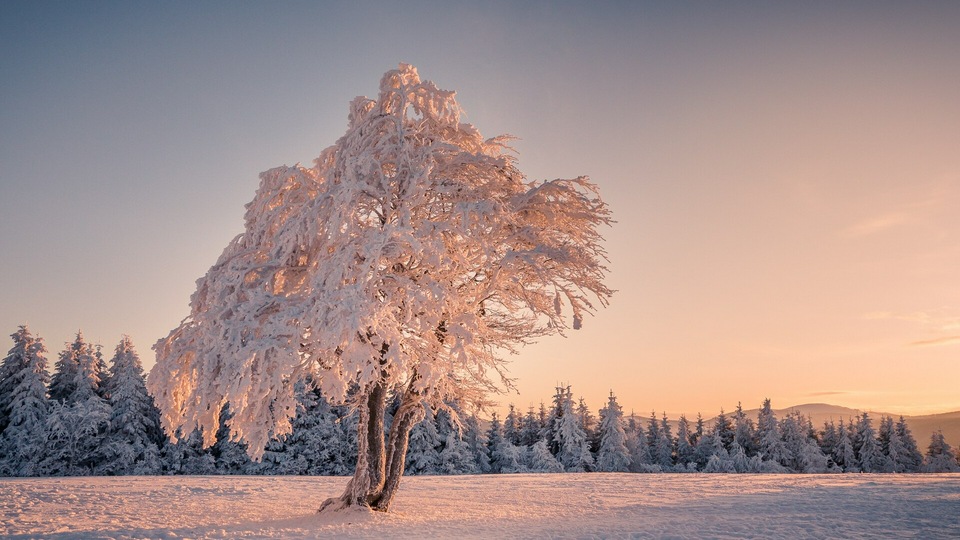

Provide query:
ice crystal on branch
left=148, top=64, right=613, bottom=467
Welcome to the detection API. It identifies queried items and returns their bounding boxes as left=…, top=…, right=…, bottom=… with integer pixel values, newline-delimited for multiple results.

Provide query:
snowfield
left=2, top=474, right=959, bottom=539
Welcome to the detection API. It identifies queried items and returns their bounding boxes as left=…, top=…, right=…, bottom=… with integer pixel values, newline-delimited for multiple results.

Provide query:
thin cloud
left=909, top=335, right=960, bottom=347
left=841, top=212, right=908, bottom=239
left=808, top=391, right=848, bottom=396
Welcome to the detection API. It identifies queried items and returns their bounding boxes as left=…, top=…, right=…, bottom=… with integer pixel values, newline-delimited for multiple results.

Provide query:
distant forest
left=2, top=326, right=958, bottom=477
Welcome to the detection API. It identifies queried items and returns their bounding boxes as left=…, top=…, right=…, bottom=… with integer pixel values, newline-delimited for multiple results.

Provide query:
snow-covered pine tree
left=923, top=430, right=960, bottom=472
left=405, top=404, right=442, bottom=475
left=40, top=333, right=112, bottom=475
left=48, top=332, right=93, bottom=403
left=674, top=414, right=697, bottom=468
left=733, top=402, right=756, bottom=457
left=627, top=421, right=653, bottom=471
left=553, top=388, right=593, bottom=472
left=755, top=399, right=789, bottom=467
left=519, top=406, right=542, bottom=447
left=878, top=416, right=903, bottom=473
left=713, top=408, right=735, bottom=453
left=655, top=413, right=674, bottom=470
left=577, top=396, right=600, bottom=454
left=819, top=420, right=839, bottom=464
left=463, top=414, right=490, bottom=473
left=895, top=416, right=923, bottom=472
left=435, top=406, right=478, bottom=475
left=212, top=403, right=252, bottom=474
left=0, top=326, right=50, bottom=476
left=833, top=418, right=859, bottom=472
left=97, top=336, right=164, bottom=475
left=174, top=427, right=217, bottom=475
left=527, top=439, right=564, bottom=473
left=854, top=413, right=885, bottom=473
left=149, top=64, right=612, bottom=512
left=645, top=410, right=660, bottom=458
left=596, top=391, right=630, bottom=472
left=503, top=404, right=521, bottom=447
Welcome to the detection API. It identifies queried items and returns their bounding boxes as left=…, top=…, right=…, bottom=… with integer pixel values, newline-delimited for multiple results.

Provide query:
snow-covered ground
left=2, top=473, right=958, bottom=539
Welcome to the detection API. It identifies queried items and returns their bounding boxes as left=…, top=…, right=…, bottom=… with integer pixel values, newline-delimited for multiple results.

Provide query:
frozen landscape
left=2, top=473, right=958, bottom=539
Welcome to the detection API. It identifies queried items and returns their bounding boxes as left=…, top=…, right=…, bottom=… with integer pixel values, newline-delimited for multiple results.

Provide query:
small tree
left=149, top=65, right=612, bottom=511
left=0, top=326, right=50, bottom=476
left=98, top=337, right=165, bottom=475
left=596, top=391, right=630, bottom=472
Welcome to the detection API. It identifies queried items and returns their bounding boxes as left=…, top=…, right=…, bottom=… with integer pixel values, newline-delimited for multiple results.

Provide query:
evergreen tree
left=463, top=414, right=490, bottom=473
left=833, top=418, right=859, bottom=472
left=503, top=404, right=521, bottom=447
left=733, top=402, right=756, bottom=456
left=674, top=414, right=697, bottom=468
left=645, top=410, right=660, bottom=456
left=596, top=391, right=630, bottom=472
left=895, top=416, right=923, bottom=472
left=577, top=396, right=600, bottom=453
left=713, top=408, right=735, bottom=453
left=436, top=407, right=478, bottom=475
left=48, top=332, right=87, bottom=403
left=169, top=427, right=217, bottom=475
left=519, top=406, right=542, bottom=447
left=212, top=402, right=252, bottom=474
left=819, top=420, right=839, bottom=464
left=756, top=399, right=788, bottom=467
left=923, top=430, right=960, bottom=472
left=627, top=422, right=652, bottom=471
left=528, top=439, right=564, bottom=472
left=854, top=413, right=885, bottom=473
left=405, top=404, right=442, bottom=475
left=654, top=413, right=674, bottom=469
left=0, top=327, right=50, bottom=476
left=553, top=388, right=593, bottom=472
left=97, top=337, right=164, bottom=475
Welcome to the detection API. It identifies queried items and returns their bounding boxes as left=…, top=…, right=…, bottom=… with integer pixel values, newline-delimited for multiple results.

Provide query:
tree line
left=1, top=325, right=958, bottom=476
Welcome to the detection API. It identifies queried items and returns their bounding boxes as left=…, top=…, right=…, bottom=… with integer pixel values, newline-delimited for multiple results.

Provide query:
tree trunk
left=318, top=381, right=388, bottom=512
left=319, top=380, right=422, bottom=514
left=370, top=388, right=423, bottom=511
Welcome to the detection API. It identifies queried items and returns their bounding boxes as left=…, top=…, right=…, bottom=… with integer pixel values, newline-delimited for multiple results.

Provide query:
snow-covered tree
left=833, top=419, right=859, bottom=472
left=405, top=405, right=442, bottom=475
left=713, top=409, right=735, bottom=453
left=435, top=407, right=478, bottom=475
left=733, top=402, right=756, bottom=457
left=212, top=403, right=252, bottom=474
left=149, top=64, right=612, bottom=512
left=49, top=332, right=97, bottom=404
left=596, top=391, right=630, bottom=472
left=527, top=439, right=563, bottom=473
left=755, top=399, right=788, bottom=467
left=854, top=413, right=885, bottom=473
left=0, top=326, right=50, bottom=476
left=895, top=416, right=923, bottom=472
left=519, top=406, right=542, bottom=447
left=463, top=414, right=490, bottom=473
left=98, top=337, right=164, bottom=475
left=674, top=414, right=697, bottom=468
left=923, top=430, right=959, bottom=472
left=503, top=404, right=521, bottom=447
left=553, top=388, right=594, bottom=472
left=652, top=413, right=673, bottom=470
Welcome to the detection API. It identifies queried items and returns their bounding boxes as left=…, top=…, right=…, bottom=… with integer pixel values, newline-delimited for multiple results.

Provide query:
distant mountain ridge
left=752, top=403, right=960, bottom=450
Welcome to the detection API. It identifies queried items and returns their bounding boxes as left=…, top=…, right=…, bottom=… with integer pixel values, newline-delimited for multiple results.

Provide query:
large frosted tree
left=149, top=65, right=612, bottom=511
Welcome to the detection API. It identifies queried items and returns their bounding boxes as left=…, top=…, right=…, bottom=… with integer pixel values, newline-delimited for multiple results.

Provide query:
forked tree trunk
left=319, top=382, right=423, bottom=513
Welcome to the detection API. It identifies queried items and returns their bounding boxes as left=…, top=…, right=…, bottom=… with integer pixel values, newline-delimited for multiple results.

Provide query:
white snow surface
left=2, top=473, right=958, bottom=539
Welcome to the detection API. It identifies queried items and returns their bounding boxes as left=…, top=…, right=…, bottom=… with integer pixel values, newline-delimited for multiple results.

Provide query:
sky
left=2, top=1, right=959, bottom=419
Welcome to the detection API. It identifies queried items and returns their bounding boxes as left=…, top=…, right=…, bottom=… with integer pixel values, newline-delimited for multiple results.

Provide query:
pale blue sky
left=3, top=2, right=959, bottom=417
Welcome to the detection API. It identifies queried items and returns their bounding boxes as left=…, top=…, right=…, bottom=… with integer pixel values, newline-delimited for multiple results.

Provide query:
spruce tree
left=98, top=336, right=164, bottom=475
left=733, top=402, right=756, bottom=456
left=756, top=399, right=788, bottom=467
left=212, top=402, right=252, bottom=474
left=553, top=388, right=593, bottom=472
left=463, top=414, right=490, bottom=473
left=855, top=413, right=885, bottom=473
left=0, top=327, right=50, bottom=476
left=519, top=406, right=542, bottom=447
left=596, top=391, right=630, bottom=472
left=654, top=413, right=674, bottom=470
left=895, top=416, right=923, bottom=472
left=503, top=404, right=521, bottom=447
left=405, top=404, right=441, bottom=475
left=923, top=430, right=960, bottom=472
left=674, top=414, right=697, bottom=468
